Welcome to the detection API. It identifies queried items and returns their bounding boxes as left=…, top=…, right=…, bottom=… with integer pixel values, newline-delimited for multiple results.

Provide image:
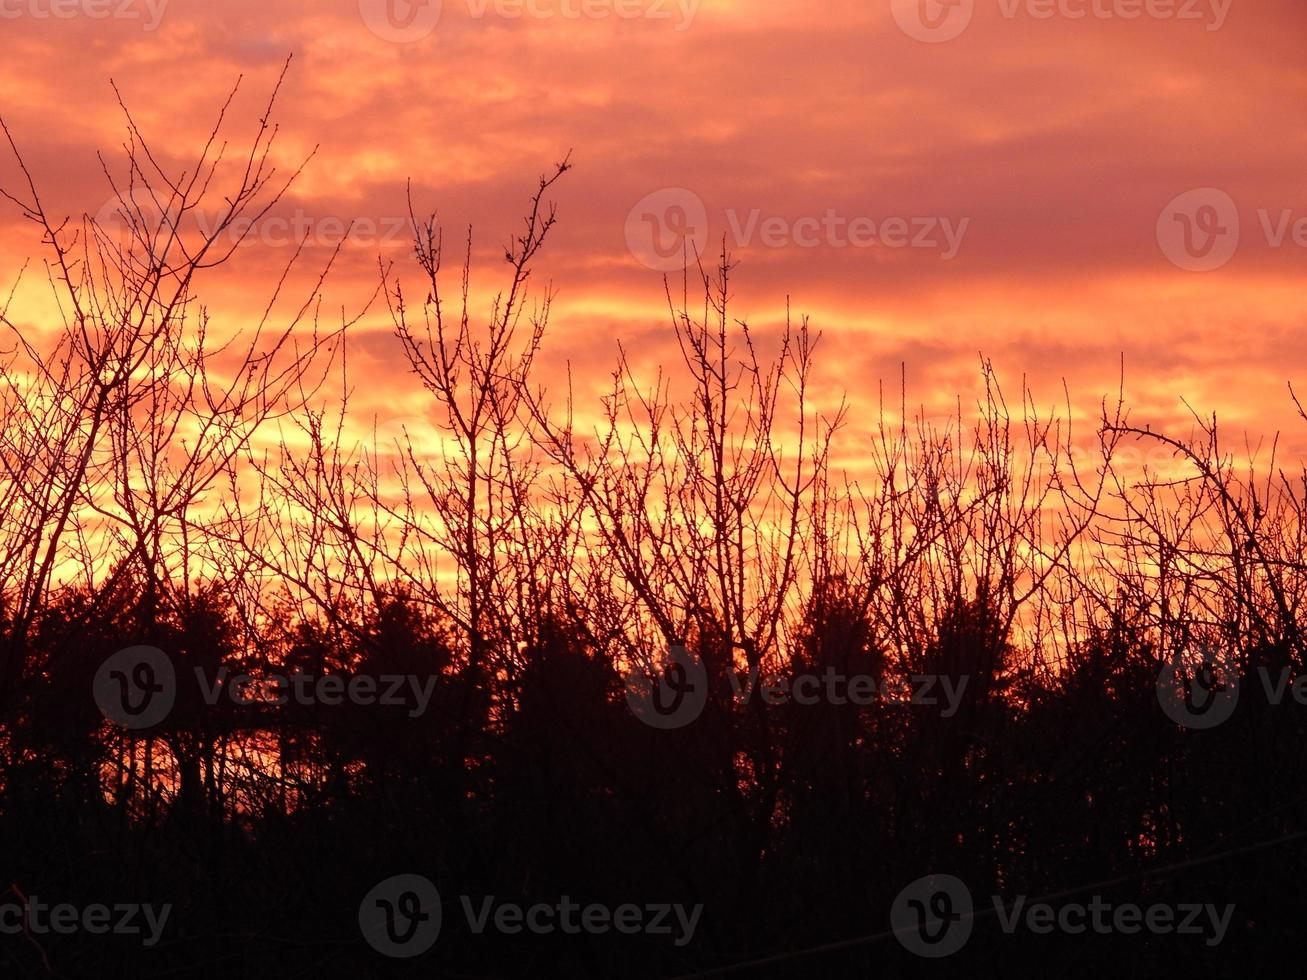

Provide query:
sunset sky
left=2, top=0, right=1305, bottom=465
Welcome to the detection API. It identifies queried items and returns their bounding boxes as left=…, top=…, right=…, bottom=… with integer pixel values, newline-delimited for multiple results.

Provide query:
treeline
left=2, top=72, right=1306, bottom=977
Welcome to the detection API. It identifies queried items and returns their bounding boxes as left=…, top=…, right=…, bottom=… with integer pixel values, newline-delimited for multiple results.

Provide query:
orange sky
left=1, top=0, right=1305, bottom=465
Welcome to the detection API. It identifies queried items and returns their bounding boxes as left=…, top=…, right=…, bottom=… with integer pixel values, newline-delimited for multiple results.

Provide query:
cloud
left=1, top=0, right=1304, bottom=457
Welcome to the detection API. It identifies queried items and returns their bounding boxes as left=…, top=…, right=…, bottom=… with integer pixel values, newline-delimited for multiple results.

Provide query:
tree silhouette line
left=1, top=70, right=1305, bottom=978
